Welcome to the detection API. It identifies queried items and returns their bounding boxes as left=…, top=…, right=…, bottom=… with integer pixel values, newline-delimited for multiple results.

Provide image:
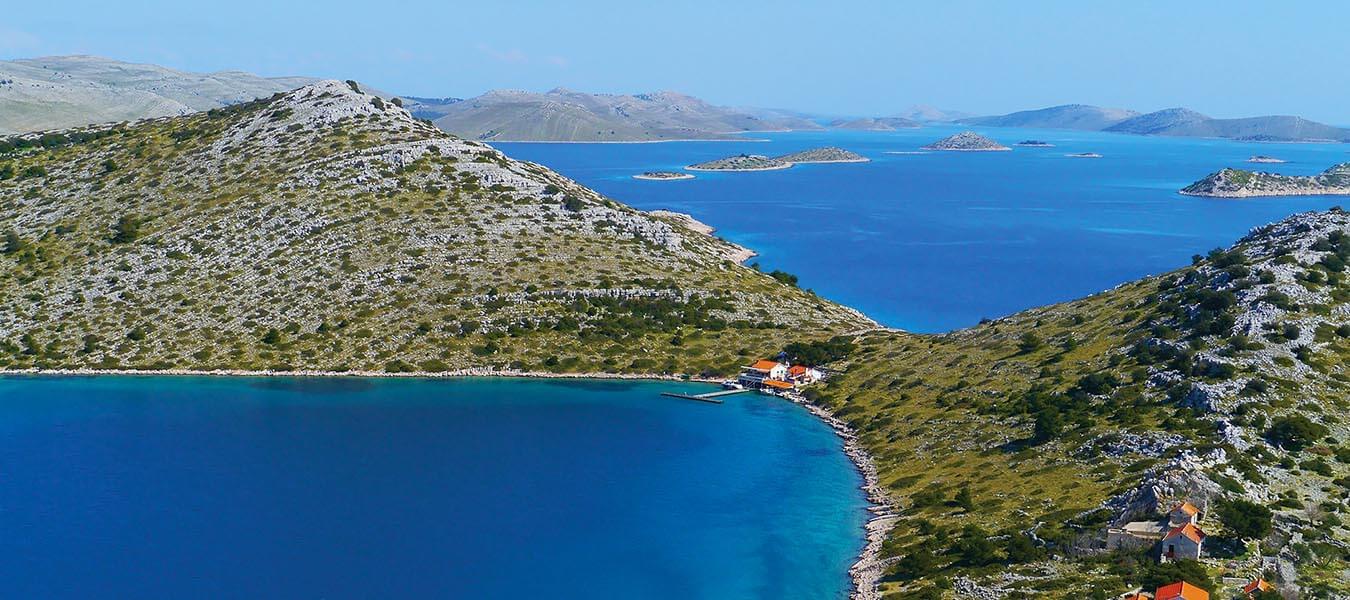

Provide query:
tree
left=1018, top=332, right=1044, bottom=353
left=954, top=485, right=975, bottom=512
left=2, top=230, right=23, bottom=254
left=951, top=525, right=998, bottom=567
left=1214, top=498, right=1272, bottom=540
left=260, top=329, right=282, bottom=345
left=1004, top=533, right=1046, bottom=563
left=1266, top=415, right=1328, bottom=451
left=1139, top=559, right=1213, bottom=591
left=111, top=215, right=141, bottom=244
left=1032, top=409, right=1063, bottom=443
left=892, top=546, right=939, bottom=580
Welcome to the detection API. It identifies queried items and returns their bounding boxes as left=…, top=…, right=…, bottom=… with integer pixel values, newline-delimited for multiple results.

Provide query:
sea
left=500, top=126, right=1350, bottom=332
left=0, top=376, right=867, bottom=599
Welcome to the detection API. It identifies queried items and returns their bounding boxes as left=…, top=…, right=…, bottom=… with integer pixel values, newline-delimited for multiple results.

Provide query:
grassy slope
left=813, top=213, right=1350, bottom=597
left=0, top=80, right=870, bottom=375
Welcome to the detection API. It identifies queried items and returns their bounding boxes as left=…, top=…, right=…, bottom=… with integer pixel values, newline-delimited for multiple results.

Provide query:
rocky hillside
left=0, top=55, right=317, bottom=134
left=1182, top=164, right=1350, bottom=198
left=0, top=80, right=871, bottom=375
left=922, top=132, right=1010, bottom=151
left=808, top=210, right=1349, bottom=597
left=958, top=104, right=1140, bottom=131
left=431, top=88, right=816, bottom=141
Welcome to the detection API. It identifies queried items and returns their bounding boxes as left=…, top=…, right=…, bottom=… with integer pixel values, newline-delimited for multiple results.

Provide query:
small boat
left=721, top=380, right=744, bottom=390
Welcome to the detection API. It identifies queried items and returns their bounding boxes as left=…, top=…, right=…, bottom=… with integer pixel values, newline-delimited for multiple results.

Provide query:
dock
left=660, top=388, right=751, bottom=404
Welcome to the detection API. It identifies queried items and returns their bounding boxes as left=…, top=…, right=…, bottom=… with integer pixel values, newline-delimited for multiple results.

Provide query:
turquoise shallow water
left=0, top=376, right=867, bottom=599
left=500, top=126, right=1350, bottom=332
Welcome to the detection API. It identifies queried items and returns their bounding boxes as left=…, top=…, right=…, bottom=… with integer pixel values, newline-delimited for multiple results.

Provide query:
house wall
left=1160, top=535, right=1201, bottom=561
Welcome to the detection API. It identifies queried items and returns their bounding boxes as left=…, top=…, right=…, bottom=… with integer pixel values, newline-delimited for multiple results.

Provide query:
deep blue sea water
left=499, top=126, right=1350, bottom=331
left=0, top=376, right=867, bottom=599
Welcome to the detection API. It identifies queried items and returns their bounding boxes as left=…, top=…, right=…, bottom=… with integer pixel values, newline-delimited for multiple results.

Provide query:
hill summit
left=0, top=80, right=870, bottom=375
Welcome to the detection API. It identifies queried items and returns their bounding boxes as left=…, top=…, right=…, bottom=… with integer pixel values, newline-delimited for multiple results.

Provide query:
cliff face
left=0, top=80, right=871, bottom=375
left=1182, top=164, right=1350, bottom=197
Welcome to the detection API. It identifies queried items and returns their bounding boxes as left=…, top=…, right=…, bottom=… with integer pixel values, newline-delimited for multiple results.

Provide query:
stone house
left=1160, top=523, right=1205, bottom=562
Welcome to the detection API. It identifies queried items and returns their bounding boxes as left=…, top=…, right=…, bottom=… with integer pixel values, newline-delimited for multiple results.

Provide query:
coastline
left=3, top=363, right=895, bottom=599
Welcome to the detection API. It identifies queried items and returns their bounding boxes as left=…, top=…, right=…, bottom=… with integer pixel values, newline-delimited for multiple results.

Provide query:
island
left=1015, top=140, right=1055, bottom=147
left=685, top=154, right=790, bottom=172
left=774, top=147, right=869, bottom=164
left=633, top=171, right=695, bottom=181
left=1248, top=155, right=1287, bottom=164
left=1067, top=152, right=1103, bottom=158
left=921, top=131, right=1010, bottom=151
left=828, top=117, right=920, bottom=131
left=1180, top=162, right=1350, bottom=197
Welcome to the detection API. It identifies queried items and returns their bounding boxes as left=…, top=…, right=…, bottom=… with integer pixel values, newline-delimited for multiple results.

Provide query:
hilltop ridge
left=0, top=80, right=871, bottom=375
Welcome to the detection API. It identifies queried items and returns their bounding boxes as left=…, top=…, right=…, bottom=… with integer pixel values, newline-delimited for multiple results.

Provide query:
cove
left=0, top=375, right=868, bottom=599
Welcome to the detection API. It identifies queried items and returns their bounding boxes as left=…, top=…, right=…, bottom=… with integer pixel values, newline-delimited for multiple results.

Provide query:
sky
left=3, top=0, right=1348, bottom=123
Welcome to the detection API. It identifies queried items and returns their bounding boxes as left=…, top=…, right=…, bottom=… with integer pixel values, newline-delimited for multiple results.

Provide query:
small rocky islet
left=633, top=171, right=695, bottom=181
left=921, top=131, right=1010, bottom=151
left=1181, top=162, right=1350, bottom=197
left=1015, top=139, right=1055, bottom=147
left=1248, top=155, right=1287, bottom=164
left=684, top=147, right=867, bottom=172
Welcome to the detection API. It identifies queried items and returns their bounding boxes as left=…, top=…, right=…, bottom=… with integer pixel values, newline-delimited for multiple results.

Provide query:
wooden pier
left=660, top=388, right=751, bottom=404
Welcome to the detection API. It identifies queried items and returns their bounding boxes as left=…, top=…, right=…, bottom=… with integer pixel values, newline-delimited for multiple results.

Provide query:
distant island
left=829, top=117, right=920, bottom=131
left=633, top=171, right=695, bottom=180
left=775, top=147, right=869, bottom=163
left=686, top=147, right=867, bottom=171
left=1181, top=163, right=1350, bottom=197
left=922, top=131, right=1010, bottom=151
left=686, top=154, right=790, bottom=172
left=959, top=104, right=1140, bottom=131
left=955, top=103, right=1350, bottom=143
left=1067, top=152, right=1103, bottom=158
left=1015, top=140, right=1055, bottom=147
left=1248, top=155, right=1287, bottom=164
left=430, top=88, right=820, bottom=142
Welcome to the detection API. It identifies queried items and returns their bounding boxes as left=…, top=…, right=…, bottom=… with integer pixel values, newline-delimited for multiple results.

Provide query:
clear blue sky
left=3, top=0, right=1347, bottom=123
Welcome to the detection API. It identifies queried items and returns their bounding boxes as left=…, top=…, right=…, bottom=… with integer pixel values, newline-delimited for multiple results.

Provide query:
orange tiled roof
left=788, top=365, right=808, bottom=375
left=750, top=360, right=781, bottom=371
left=1171, top=501, right=1200, bottom=516
left=1156, top=581, right=1209, bottom=600
left=1123, top=593, right=1154, bottom=600
left=1163, top=523, right=1206, bottom=543
left=762, top=380, right=794, bottom=389
left=1243, top=579, right=1273, bottom=594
